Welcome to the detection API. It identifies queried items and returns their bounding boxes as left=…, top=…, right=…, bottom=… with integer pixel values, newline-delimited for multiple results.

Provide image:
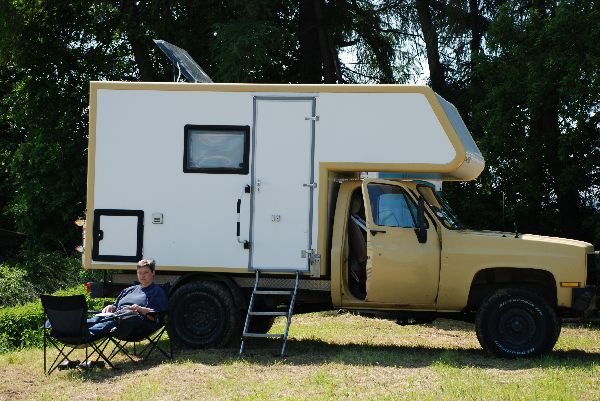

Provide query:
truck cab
left=331, top=178, right=599, bottom=357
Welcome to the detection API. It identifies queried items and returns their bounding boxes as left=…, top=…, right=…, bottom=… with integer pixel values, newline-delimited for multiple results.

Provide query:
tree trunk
left=313, top=0, right=341, bottom=83
left=298, top=0, right=322, bottom=83
left=120, top=0, right=156, bottom=82
left=415, top=0, right=446, bottom=96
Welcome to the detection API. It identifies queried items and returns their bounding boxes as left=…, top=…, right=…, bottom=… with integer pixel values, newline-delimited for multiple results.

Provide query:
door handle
left=97, top=230, right=104, bottom=240
left=370, top=229, right=386, bottom=236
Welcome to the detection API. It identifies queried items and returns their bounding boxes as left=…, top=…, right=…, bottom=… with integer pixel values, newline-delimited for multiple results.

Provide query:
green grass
left=1, top=312, right=599, bottom=400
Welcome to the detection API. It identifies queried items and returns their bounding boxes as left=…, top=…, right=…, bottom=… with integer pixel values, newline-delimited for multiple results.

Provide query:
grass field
left=1, top=312, right=599, bottom=401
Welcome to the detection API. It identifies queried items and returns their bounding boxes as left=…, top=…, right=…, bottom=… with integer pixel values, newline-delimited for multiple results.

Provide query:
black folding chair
left=108, top=311, right=172, bottom=362
left=107, top=283, right=172, bottom=362
left=41, top=294, right=115, bottom=374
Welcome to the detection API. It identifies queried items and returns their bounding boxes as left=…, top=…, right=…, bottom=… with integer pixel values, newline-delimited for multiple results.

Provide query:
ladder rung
left=243, top=333, right=284, bottom=338
left=254, top=290, right=293, bottom=295
left=249, top=311, right=287, bottom=316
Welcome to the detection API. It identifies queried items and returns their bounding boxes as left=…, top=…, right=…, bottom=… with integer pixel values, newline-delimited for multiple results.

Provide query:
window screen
left=184, top=125, right=250, bottom=174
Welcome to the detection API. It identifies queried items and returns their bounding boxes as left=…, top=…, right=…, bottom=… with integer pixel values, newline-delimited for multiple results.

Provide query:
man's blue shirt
left=114, top=283, right=168, bottom=312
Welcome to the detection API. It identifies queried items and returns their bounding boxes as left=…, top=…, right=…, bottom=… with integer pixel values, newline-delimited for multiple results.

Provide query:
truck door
left=249, top=97, right=316, bottom=271
left=362, top=180, right=440, bottom=306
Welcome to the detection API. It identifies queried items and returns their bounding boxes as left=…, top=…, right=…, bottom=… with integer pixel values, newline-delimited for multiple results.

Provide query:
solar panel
left=153, top=39, right=213, bottom=83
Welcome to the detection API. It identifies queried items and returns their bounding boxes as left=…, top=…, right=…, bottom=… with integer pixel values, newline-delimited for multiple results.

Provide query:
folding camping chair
left=107, top=283, right=172, bottom=362
left=108, top=310, right=172, bottom=362
left=41, top=294, right=115, bottom=374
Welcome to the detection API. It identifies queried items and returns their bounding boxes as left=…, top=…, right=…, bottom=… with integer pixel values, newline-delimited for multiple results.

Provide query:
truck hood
left=455, top=230, right=593, bottom=251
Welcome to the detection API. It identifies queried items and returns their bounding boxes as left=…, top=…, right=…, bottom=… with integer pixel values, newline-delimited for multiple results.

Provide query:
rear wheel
left=168, top=281, right=241, bottom=348
left=475, top=288, right=560, bottom=358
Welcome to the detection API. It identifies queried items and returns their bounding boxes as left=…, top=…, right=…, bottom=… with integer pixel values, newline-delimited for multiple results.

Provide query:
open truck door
left=361, top=179, right=440, bottom=306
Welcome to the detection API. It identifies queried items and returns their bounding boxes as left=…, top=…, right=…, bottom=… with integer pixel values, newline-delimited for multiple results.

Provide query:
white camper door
left=250, top=98, right=316, bottom=271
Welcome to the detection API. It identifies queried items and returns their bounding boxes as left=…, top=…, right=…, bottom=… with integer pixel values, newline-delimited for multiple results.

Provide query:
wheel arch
left=467, top=267, right=557, bottom=311
left=169, top=272, right=246, bottom=311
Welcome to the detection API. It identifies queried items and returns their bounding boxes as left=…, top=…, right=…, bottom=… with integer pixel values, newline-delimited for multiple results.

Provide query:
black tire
left=475, top=288, right=560, bottom=358
left=245, top=315, right=276, bottom=334
left=168, top=280, right=241, bottom=348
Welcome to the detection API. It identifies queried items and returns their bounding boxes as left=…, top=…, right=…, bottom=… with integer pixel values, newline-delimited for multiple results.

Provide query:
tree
left=471, top=0, right=600, bottom=243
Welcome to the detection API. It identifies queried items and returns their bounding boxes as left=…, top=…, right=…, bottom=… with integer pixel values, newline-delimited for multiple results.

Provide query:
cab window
left=367, top=184, right=424, bottom=228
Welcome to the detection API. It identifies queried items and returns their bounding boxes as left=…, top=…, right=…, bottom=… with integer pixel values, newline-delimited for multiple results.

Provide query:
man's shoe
left=79, top=360, right=106, bottom=369
left=59, top=360, right=80, bottom=370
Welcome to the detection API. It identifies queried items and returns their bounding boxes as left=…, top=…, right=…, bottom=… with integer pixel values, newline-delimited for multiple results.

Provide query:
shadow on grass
left=71, top=335, right=600, bottom=383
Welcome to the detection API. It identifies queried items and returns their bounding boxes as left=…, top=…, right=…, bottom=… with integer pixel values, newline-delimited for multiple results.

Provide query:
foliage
left=456, top=0, right=600, bottom=243
left=20, top=251, right=87, bottom=294
left=0, top=285, right=110, bottom=352
left=0, top=264, right=36, bottom=307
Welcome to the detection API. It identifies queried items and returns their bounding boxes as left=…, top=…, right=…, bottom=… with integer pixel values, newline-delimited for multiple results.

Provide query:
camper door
left=249, top=97, right=316, bottom=272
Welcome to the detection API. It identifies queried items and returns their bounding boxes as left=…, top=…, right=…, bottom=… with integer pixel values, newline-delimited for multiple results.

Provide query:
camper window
left=183, top=125, right=250, bottom=174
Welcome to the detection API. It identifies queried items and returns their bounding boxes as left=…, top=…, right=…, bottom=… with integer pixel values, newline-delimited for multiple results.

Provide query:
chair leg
left=89, top=339, right=116, bottom=369
left=108, top=337, right=136, bottom=363
left=138, top=328, right=172, bottom=360
left=46, top=338, right=81, bottom=375
left=44, top=331, right=47, bottom=374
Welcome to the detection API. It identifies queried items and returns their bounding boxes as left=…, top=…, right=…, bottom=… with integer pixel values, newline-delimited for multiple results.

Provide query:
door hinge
left=301, top=249, right=321, bottom=265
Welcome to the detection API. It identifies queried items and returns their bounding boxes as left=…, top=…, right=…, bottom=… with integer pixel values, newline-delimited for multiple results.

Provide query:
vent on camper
left=153, top=39, right=213, bottom=83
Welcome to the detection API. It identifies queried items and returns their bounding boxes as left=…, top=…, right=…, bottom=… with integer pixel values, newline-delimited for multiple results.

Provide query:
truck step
left=249, top=311, right=287, bottom=316
left=242, top=333, right=284, bottom=339
left=254, top=290, right=293, bottom=295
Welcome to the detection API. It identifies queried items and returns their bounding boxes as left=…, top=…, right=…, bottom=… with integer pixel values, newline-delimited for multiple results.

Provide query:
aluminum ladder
left=239, top=270, right=300, bottom=357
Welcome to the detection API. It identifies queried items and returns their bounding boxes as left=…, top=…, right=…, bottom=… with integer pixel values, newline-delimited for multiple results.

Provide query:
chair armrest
left=146, top=310, right=168, bottom=324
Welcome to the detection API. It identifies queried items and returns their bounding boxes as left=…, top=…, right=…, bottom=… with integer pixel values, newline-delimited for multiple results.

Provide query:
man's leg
left=87, top=317, right=118, bottom=338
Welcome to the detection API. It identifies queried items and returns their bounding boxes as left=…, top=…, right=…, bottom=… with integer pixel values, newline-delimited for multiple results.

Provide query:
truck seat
left=348, top=194, right=367, bottom=298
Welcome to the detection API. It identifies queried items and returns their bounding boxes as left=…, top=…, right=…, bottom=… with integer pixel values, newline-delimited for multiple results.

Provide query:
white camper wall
left=94, top=89, right=253, bottom=268
left=315, top=93, right=456, bottom=164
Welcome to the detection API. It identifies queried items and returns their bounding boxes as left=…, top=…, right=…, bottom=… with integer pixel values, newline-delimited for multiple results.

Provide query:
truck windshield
left=417, top=185, right=464, bottom=230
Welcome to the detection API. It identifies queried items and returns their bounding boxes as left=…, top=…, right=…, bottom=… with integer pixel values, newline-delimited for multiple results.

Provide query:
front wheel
left=475, top=288, right=560, bottom=358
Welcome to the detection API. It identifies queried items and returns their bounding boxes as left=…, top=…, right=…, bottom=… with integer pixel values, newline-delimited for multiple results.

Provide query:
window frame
left=183, top=124, right=251, bottom=174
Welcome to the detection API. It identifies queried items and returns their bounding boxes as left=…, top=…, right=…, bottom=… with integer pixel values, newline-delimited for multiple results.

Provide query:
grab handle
left=236, top=185, right=251, bottom=249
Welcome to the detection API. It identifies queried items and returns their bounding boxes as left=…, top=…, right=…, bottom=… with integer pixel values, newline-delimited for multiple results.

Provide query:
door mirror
left=415, top=196, right=427, bottom=243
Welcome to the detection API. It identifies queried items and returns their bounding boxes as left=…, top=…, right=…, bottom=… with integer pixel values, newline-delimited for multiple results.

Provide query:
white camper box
left=85, top=82, right=483, bottom=278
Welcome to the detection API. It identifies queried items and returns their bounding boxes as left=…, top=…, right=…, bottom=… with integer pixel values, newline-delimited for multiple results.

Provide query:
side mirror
left=415, top=196, right=427, bottom=244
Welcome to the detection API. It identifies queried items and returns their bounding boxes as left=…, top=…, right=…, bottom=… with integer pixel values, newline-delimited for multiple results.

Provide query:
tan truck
left=85, top=78, right=599, bottom=358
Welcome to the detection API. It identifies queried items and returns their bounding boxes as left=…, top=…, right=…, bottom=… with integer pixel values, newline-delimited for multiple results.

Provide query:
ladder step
left=254, top=290, right=293, bottom=295
left=249, top=311, right=287, bottom=316
left=243, top=333, right=284, bottom=339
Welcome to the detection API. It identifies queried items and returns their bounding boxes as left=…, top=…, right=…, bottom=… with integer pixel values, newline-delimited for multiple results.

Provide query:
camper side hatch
left=92, top=209, right=144, bottom=262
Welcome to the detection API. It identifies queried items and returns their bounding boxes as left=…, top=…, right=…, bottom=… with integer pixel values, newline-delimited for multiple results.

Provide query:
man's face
left=137, top=266, right=154, bottom=288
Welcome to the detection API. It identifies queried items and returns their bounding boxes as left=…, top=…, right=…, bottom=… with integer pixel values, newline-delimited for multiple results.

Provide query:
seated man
left=87, top=259, right=168, bottom=337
